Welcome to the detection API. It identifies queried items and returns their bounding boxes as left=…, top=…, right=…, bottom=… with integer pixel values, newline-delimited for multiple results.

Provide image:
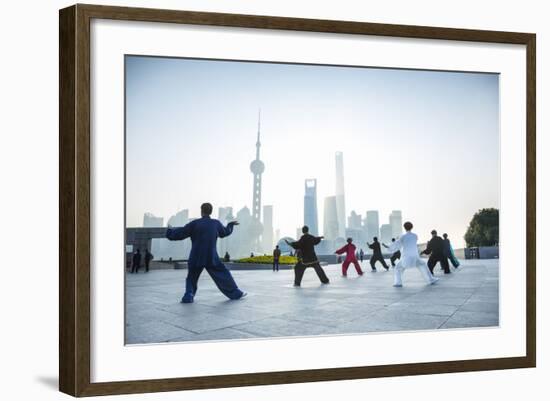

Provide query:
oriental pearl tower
left=249, top=110, right=264, bottom=251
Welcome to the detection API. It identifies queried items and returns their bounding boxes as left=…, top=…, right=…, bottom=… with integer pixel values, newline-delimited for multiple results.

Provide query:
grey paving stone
left=124, top=259, right=499, bottom=343
left=440, top=310, right=499, bottom=329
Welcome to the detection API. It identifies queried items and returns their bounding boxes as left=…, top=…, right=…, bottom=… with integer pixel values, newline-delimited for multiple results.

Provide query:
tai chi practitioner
left=383, top=238, right=401, bottom=268
left=442, top=233, right=460, bottom=268
left=335, top=238, right=364, bottom=277
left=421, top=230, right=451, bottom=274
left=388, top=222, right=438, bottom=287
left=367, top=237, right=390, bottom=271
left=166, top=202, right=246, bottom=303
left=286, top=226, right=330, bottom=287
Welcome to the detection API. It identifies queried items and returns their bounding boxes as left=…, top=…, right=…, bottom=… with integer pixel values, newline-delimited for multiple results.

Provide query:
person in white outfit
left=387, top=221, right=439, bottom=287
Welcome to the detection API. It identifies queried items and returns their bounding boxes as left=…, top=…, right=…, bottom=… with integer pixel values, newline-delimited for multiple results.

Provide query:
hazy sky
left=125, top=56, right=499, bottom=247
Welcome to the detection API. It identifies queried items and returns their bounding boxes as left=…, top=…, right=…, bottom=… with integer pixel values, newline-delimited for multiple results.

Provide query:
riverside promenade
left=125, top=259, right=499, bottom=345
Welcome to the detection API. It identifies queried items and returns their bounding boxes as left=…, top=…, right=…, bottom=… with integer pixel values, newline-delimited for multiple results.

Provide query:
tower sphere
left=250, top=159, right=265, bottom=174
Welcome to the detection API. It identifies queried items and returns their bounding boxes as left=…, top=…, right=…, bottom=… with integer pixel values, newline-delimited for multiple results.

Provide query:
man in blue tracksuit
left=166, top=202, right=246, bottom=303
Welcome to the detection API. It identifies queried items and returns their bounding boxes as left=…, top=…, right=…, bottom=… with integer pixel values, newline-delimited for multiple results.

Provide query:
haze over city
left=125, top=55, right=499, bottom=247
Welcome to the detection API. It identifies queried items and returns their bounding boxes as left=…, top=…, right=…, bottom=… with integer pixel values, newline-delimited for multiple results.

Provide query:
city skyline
left=125, top=56, right=499, bottom=247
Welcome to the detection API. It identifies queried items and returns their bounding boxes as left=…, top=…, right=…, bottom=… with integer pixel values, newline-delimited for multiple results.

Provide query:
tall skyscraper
left=303, top=179, right=319, bottom=235
left=143, top=212, right=163, bottom=227
left=366, top=210, right=380, bottom=241
left=380, top=224, right=392, bottom=244
left=250, top=110, right=264, bottom=223
left=335, top=151, right=346, bottom=238
left=262, top=205, right=274, bottom=252
left=323, top=196, right=339, bottom=241
left=389, top=210, right=403, bottom=238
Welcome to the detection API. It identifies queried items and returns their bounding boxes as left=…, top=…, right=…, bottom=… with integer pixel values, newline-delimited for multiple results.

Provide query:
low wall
left=454, top=246, right=499, bottom=259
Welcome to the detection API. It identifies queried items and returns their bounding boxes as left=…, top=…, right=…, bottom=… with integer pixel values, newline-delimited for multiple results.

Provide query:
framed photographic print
left=59, top=4, right=536, bottom=397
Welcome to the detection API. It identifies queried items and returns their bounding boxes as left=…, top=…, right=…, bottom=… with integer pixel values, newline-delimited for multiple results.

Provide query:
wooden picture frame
left=59, top=3, right=536, bottom=397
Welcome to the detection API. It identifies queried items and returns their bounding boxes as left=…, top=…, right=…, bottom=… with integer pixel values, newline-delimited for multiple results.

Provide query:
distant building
left=262, top=205, right=274, bottom=252
left=335, top=152, right=346, bottom=238
left=345, top=228, right=363, bottom=244
left=216, top=207, right=233, bottom=257
left=389, top=210, right=403, bottom=238
left=167, top=209, right=188, bottom=227
left=143, top=212, right=163, bottom=227
left=380, top=224, right=392, bottom=244
left=228, top=206, right=257, bottom=258
left=303, top=179, right=319, bottom=235
left=366, top=210, right=380, bottom=241
left=316, top=239, right=335, bottom=255
left=323, top=196, right=339, bottom=241
left=217, top=207, right=233, bottom=224
left=275, top=229, right=281, bottom=245
left=277, top=237, right=296, bottom=255
left=347, top=210, right=362, bottom=230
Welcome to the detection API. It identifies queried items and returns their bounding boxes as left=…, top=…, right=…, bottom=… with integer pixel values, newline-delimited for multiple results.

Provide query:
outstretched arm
left=166, top=222, right=192, bottom=241
left=218, top=221, right=239, bottom=238
left=313, top=236, right=323, bottom=245
left=335, top=244, right=347, bottom=255
left=285, top=237, right=301, bottom=250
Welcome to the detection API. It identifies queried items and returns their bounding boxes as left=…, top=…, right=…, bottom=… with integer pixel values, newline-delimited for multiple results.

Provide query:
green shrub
left=235, top=255, right=297, bottom=265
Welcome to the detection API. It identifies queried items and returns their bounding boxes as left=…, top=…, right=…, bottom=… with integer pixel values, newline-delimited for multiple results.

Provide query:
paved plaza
left=125, top=259, right=499, bottom=345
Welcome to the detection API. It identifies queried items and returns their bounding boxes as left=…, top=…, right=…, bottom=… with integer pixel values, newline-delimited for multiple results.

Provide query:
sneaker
left=180, top=296, right=194, bottom=304
left=293, top=283, right=301, bottom=287
left=237, top=292, right=248, bottom=300
left=393, top=284, right=403, bottom=287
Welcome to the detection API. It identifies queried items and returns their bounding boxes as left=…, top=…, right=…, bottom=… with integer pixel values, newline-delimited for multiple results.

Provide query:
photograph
left=124, top=55, right=500, bottom=345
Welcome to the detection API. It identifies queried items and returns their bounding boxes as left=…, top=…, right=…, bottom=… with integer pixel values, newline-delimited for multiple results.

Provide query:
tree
left=464, top=208, right=499, bottom=247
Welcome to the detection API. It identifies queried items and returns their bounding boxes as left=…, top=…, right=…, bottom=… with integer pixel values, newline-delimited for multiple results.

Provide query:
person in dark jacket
left=285, top=226, right=330, bottom=287
left=442, top=233, right=460, bottom=268
left=273, top=245, right=281, bottom=272
left=131, top=249, right=141, bottom=273
left=383, top=238, right=401, bottom=268
left=144, top=249, right=154, bottom=272
left=166, top=202, right=246, bottom=303
left=421, top=230, right=451, bottom=274
left=223, top=251, right=230, bottom=262
left=367, top=237, right=390, bottom=271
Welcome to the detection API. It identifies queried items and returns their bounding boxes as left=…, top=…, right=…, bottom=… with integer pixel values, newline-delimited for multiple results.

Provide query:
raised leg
left=205, top=262, right=244, bottom=300
left=312, top=263, right=330, bottom=284
left=352, top=260, right=363, bottom=275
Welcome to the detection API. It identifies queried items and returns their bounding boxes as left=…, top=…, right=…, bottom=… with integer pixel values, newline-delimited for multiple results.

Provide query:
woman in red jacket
left=335, top=238, right=364, bottom=277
